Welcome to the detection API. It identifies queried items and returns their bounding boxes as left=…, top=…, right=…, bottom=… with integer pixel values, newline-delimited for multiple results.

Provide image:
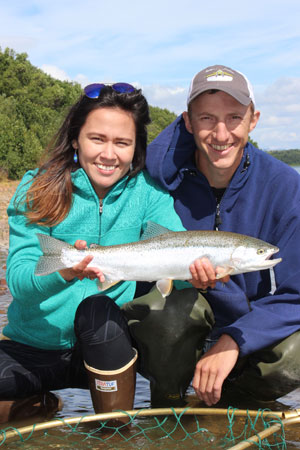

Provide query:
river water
left=1, top=167, right=300, bottom=447
left=2, top=252, right=300, bottom=448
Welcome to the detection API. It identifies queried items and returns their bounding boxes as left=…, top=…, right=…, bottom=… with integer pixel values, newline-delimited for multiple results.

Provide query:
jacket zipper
left=98, top=199, right=103, bottom=245
left=215, top=201, right=222, bottom=230
left=212, top=187, right=226, bottom=230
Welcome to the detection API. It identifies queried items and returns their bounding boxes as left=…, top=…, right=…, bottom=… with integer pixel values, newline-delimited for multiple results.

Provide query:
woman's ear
left=72, top=140, right=78, bottom=149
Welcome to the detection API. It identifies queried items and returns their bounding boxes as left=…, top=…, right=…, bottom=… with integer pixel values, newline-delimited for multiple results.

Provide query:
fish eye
left=257, top=248, right=266, bottom=255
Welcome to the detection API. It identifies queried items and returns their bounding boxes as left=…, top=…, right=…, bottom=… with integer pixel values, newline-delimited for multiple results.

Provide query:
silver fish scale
left=36, top=230, right=281, bottom=282
left=60, top=231, right=279, bottom=282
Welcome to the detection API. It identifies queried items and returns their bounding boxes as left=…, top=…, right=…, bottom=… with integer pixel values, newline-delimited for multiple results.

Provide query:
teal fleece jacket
left=4, top=169, right=185, bottom=350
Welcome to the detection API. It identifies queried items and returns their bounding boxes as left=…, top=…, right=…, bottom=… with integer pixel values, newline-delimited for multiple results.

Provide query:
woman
left=0, top=83, right=217, bottom=423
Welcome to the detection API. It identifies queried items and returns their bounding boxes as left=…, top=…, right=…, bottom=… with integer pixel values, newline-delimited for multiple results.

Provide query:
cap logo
left=206, top=70, right=233, bottom=82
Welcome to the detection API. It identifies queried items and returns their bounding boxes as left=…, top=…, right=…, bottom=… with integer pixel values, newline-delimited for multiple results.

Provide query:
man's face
left=183, top=91, right=260, bottom=187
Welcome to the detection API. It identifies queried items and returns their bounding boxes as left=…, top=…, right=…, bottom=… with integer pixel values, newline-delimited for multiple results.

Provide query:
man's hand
left=192, top=334, right=239, bottom=405
left=59, top=239, right=105, bottom=283
left=189, top=257, right=230, bottom=290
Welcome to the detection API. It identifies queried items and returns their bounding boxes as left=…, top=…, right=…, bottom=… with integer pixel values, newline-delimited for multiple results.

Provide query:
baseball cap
left=187, top=65, right=255, bottom=108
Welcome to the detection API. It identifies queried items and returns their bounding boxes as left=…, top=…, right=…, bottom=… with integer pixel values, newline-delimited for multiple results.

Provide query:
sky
left=1, top=0, right=300, bottom=150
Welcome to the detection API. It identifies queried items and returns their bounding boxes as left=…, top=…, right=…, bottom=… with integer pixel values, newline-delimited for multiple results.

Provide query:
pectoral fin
left=97, top=277, right=120, bottom=291
left=156, top=279, right=173, bottom=297
left=215, top=266, right=235, bottom=279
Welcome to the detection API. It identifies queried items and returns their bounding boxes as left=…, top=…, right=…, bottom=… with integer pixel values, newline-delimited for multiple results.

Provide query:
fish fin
left=35, top=233, right=68, bottom=275
left=141, top=221, right=172, bottom=241
left=215, top=266, right=235, bottom=279
left=35, top=256, right=67, bottom=276
left=97, top=277, right=120, bottom=292
left=36, top=233, right=67, bottom=254
left=156, top=279, right=173, bottom=297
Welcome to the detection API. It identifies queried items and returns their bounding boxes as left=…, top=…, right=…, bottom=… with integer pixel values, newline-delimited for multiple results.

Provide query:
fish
left=35, top=221, right=282, bottom=297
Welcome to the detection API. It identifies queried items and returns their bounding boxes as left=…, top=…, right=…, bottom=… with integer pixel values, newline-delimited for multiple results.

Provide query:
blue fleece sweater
left=5, top=168, right=185, bottom=350
left=146, top=114, right=300, bottom=357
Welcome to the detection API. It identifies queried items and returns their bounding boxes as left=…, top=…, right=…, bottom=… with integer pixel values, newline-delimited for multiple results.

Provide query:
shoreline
left=0, top=180, right=19, bottom=249
left=0, top=180, right=19, bottom=313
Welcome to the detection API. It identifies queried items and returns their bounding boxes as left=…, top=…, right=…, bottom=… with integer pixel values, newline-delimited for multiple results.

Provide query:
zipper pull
left=99, top=199, right=103, bottom=214
left=215, top=202, right=222, bottom=230
left=241, top=153, right=250, bottom=173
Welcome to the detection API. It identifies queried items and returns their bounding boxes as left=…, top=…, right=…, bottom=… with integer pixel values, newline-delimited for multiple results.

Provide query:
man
left=142, top=65, right=300, bottom=406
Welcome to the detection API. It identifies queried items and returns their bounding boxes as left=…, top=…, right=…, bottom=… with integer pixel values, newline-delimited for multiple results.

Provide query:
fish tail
left=35, top=233, right=68, bottom=275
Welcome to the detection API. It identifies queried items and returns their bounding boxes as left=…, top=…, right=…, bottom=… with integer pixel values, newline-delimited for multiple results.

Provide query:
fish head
left=230, top=240, right=282, bottom=275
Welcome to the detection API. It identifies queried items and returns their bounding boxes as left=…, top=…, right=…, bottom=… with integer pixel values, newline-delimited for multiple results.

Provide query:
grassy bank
left=0, top=180, right=19, bottom=247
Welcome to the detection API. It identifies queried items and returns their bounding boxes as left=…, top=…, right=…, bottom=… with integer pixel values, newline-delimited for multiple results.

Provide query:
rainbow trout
left=35, top=221, right=282, bottom=297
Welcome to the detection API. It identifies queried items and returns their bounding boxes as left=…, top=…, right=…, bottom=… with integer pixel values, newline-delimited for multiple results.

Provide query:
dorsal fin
left=141, top=221, right=172, bottom=241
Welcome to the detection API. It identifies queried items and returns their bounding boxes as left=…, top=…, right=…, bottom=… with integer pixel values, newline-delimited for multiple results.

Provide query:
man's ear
left=182, top=111, right=193, bottom=134
left=249, top=110, right=260, bottom=133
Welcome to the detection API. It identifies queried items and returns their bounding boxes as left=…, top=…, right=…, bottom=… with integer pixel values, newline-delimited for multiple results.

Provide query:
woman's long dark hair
left=22, top=86, right=151, bottom=226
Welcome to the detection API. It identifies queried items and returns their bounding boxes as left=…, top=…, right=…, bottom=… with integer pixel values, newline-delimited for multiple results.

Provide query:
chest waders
left=123, top=287, right=300, bottom=407
left=227, top=330, right=300, bottom=401
left=122, top=287, right=214, bottom=407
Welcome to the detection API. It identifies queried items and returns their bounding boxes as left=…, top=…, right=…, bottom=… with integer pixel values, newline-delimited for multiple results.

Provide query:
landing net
left=1, top=406, right=299, bottom=449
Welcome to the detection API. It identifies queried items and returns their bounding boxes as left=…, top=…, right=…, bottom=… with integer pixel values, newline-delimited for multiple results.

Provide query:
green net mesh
left=0, top=407, right=295, bottom=449
left=222, top=407, right=286, bottom=449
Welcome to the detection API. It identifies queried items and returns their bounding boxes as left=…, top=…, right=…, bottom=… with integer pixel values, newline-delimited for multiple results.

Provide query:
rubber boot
left=85, top=349, right=137, bottom=425
left=0, top=392, right=62, bottom=424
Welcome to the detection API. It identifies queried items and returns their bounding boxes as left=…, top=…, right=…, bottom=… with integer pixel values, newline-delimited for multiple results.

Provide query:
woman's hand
left=189, top=257, right=230, bottom=290
left=59, top=239, right=105, bottom=282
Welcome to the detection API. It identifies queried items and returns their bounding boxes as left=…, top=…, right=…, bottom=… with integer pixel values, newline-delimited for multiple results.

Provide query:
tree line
left=0, top=48, right=177, bottom=180
left=0, top=47, right=299, bottom=181
left=267, top=149, right=300, bottom=166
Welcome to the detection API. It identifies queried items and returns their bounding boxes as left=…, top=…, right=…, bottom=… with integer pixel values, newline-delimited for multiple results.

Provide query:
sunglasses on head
left=84, top=83, right=135, bottom=99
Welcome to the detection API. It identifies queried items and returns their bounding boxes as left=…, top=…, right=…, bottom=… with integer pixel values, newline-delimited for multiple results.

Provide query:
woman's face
left=73, top=107, right=136, bottom=198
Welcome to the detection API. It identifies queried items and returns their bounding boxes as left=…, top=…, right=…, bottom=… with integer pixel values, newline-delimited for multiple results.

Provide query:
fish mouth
left=244, top=257, right=282, bottom=274
left=260, top=257, right=282, bottom=268
left=264, top=247, right=281, bottom=266
left=260, top=247, right=281, bottom=268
